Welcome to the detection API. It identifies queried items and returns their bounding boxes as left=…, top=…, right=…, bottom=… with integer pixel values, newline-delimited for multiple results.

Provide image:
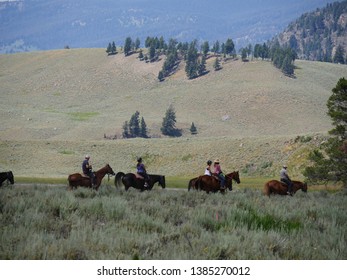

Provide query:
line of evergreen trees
left=121, top=106, right=196, bottom=138
left=107, top=35, right=298, bottom=79
left=107, top=36, right=236, bottom=81
left=122, top=111, right=148, bottom=138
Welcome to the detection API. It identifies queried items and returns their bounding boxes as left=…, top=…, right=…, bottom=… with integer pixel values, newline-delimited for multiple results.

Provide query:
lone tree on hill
left=190, top=122, right=197, bottom=135
left=161, top=105, right=181, bottom=137
left=304, top=77, right=347, bottom=188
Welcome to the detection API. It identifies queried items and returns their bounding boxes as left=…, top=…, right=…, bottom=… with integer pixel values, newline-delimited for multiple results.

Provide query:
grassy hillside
left=0, top=48, right=346, bottom=179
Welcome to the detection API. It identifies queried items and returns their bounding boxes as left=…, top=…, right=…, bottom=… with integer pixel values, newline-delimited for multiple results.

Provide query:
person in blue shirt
left=136, top=157, right=150, bottom=188
left=82, top=155, right=96, bottom=187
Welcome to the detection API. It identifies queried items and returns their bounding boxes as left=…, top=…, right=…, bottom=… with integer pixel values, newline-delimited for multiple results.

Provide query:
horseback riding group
left=67, top=155, right=165, bottom=192
left=1, top=154, right=307, bottom=196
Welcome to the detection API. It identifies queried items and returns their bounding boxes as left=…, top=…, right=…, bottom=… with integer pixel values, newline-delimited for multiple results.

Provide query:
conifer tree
left=161, top=105, right=178, bottom=136
left=213, top=57, right=221, bottom=71
left=111, top=41, right=117, bottom=54
left=158, top=70, right=164, bottom=82
left=190, top=122, right=197, bottom=135
left=198, top=56, right=206, bottom=76
left=185, top=41, right=199, bottom=79
left=140, top=117, right=148, bottom=138
left=124, top=37, right=132, bottom=56
left=129, top=111, right=140, bottom=137
left=304, top=78, right=347, bottom=188
left=225, top=38, right=235, bottom=57
left=106, top=42, right=112, bottom=55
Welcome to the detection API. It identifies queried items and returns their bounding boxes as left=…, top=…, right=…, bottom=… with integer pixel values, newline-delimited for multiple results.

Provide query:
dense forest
left=275, top=0, right=347, bottom=63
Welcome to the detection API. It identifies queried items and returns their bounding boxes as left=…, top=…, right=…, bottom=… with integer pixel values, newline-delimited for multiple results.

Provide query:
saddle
left=135, top=173, right=145, bottom=180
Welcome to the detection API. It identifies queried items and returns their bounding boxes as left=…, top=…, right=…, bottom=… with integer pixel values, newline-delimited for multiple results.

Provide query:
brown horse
left=263, top=180, right=307, bottom=196
left=68, top=164, right=115, bottom=190
left=195, top=171, right=240, bottom=194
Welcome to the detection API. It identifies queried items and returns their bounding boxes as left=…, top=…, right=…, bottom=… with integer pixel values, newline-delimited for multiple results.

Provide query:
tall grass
left=0, top=185, right=346, bottom=260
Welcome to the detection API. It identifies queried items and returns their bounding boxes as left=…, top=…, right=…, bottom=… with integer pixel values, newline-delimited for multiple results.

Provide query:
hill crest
left=1, top=48, right=346, bottom=142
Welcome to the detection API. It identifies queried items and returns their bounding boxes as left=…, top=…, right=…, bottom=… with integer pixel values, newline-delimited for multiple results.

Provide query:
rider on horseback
left=82, top=155, right=96, bottom=187
left=280, top=165, right=293, bottom=195
left=213, top=159, right=226, bottom=190
left=204, top=160, right=212, bottom=176
left=136, top=157, right=150, bottom=188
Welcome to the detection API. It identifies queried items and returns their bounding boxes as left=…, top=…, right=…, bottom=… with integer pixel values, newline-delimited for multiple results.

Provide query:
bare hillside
left=1, top=48, right=346, bottom=141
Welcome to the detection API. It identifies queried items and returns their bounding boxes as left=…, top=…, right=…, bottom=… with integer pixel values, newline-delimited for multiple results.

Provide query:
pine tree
left=213, top=57, right=221, bottom=71
left=161, top=105, right=178, bottom=136
left=198, top=56, right=206, bottom=76
left=158, top=70, right=164, bottom=82
left=225, top=38, right=235, bottom=57
left=185, top=41, right=199, bottom=79
left=304, top=78, right=347, bottom=188
left=201, top=41, right=209, bottom=57
left=111, top=41, right=117, bottom=54
left=124, top=37, right=132, bottom=56
left=281, top=54, right=294, bottom=76
left=190, top=122, right=197, bottom=135
left=140, top=117, right=148, bottom=138
left=149, top=43, right=156, bottom=62
left=129, top=111, right=140, bottom=137
left=106, top=42, right=112, bottom=55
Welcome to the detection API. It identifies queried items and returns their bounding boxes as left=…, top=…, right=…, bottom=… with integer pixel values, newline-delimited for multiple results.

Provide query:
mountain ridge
left=0, top=0, right=335, bottom=53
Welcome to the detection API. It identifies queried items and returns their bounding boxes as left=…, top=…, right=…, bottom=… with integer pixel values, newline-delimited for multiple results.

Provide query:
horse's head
left=105, top=164, right=115, bottom=176
left=8, top=171, right=14, bottom=184
left=228, top=171, right=240, bottom=184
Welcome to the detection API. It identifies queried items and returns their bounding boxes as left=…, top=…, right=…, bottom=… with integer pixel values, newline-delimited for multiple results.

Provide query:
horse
left=263, top=180, right=307, bottom=196
left=195, top=171, right=241, bottom=194
left=115, top=172, right=165, bottom=191
left=67, top=164, right=115, bottom=190
left=0, top=171, right=14, bottom=187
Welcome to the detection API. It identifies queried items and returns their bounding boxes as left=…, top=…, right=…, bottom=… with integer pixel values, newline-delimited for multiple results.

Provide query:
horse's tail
left=188, top=178, right=195, bottom=191
left=115, top=172, right=125, bottom=188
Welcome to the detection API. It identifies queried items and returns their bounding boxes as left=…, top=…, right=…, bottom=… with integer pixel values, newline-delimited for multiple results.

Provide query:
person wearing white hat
left=280, top=165, right=293, bottom=195
left=82, top=154, right=95, bottom=187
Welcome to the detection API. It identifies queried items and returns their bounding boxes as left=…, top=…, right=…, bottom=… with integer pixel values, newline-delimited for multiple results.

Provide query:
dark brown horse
left=263, top=180, right=307, bottom=196
left=0, top=171, right=14, bottom=187
left=68, top=164, right=115, bottom=190
left=115, top=172, right=165, bottom=191
left=195, top=171, right=241, bottom=194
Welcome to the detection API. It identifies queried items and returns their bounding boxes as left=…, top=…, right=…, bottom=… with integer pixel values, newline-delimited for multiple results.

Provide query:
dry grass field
left=0, top=48, right=346, bottom=180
